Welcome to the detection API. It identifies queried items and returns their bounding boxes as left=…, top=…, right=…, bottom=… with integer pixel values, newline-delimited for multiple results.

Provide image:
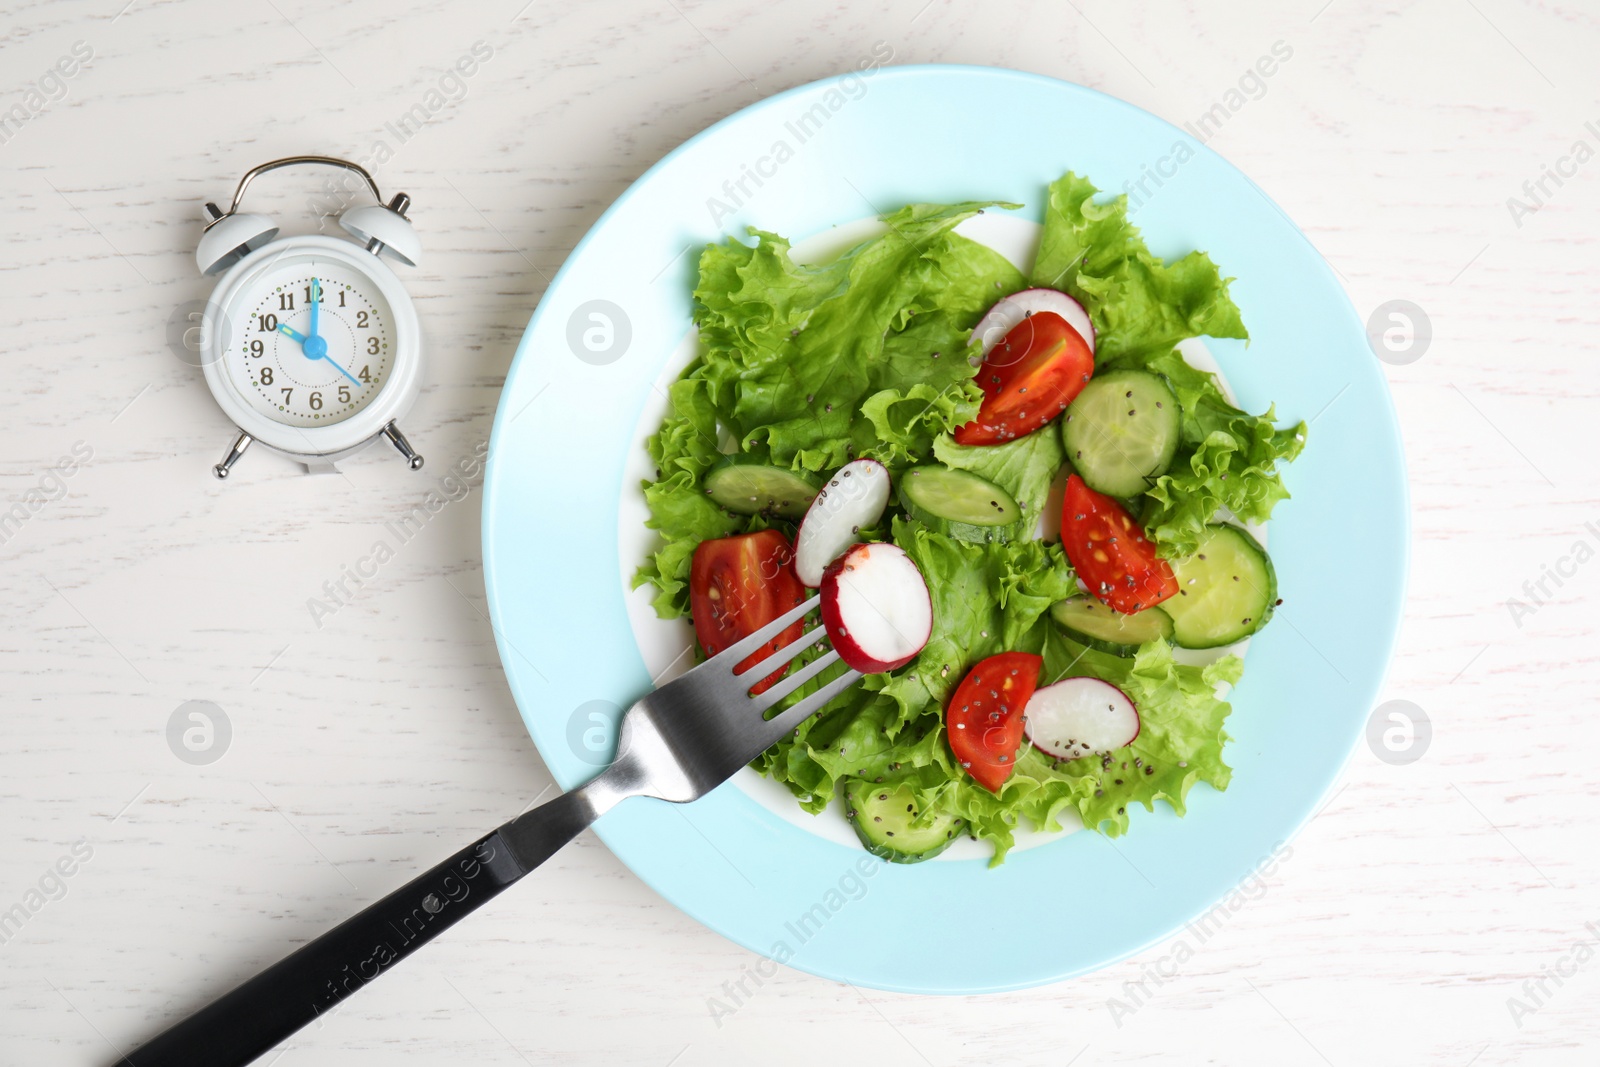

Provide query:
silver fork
left=120, top=595, right=857, bottom=1067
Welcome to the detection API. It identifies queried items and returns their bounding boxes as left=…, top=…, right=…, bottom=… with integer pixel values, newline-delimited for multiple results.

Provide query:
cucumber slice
left=1063, top=370, right=1180, bottom=498
left=1163, top=524, right=1277, bottom=649
left=900, top=466, right=1021, bottom=544
left=1050, top=595, right=1174, bottom=656
left=844, top=779, right=960, bottom=863
left=703, top=458, right=818, bottom=519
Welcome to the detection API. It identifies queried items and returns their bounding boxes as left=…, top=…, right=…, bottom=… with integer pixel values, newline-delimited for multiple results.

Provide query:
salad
left=634, top=172, right=1305, bottom=865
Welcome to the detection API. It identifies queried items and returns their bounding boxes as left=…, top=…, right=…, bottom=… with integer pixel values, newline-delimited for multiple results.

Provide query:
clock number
left=280, top=387, right=294, bottom=404
left=356, top=311, right=369, bottom=329
left=338, top=385, right=351, bottom=404
left=257, top=313, right=278, bottom=332
left=248, top=340, right=264, bottom=357
left=337, top=290, right=346, bottom=307
left=303, top=284, right=324, bottom=304
left=278, top=293, right=295, bottom=311
left=358, top=365, right=372, bottom=383
left=309, top=391, right=323, bottom=411
left=259, top=366, right=273, bottom=384
left=366, top=336, right=380, bottom=355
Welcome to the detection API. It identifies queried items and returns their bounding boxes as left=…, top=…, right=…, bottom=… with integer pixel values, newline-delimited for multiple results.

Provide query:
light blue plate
left=482, top=65, right=1407, bottom=994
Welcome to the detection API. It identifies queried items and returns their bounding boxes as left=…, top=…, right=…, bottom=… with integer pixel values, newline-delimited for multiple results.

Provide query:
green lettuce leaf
left=1137, top=349, right=1307, bottom=557
left=876, top=516, right=1078, bottom=724
left=1038, top=632, right=1240, bottom=838
left=936, top=634, right=1240, bottom=860
left=632, top=379, right=739, bottom=618
left=858, top=384, right=980, bottom=473
left=1032, top=172, right=1248, bottom=364
left=693, top=203, right=1023, bottom=471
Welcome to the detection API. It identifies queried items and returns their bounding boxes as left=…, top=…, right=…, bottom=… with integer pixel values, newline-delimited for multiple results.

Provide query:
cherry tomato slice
left=1060, top=474, right=1178, bottom=614
left=946, top=651, right=1044, bottom=792
left=689, top=530, right=806, bottom=695
left=953, top=311, right=1094, bottom=445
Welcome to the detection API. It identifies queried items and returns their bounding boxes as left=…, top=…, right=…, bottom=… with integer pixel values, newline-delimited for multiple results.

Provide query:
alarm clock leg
left=381, top=421, right=424, bottom=470
left=212, top=432, right=253, bottom=479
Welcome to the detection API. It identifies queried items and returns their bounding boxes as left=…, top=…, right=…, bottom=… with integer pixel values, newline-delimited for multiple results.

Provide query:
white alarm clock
left=196, top=156, right=425, bottom=478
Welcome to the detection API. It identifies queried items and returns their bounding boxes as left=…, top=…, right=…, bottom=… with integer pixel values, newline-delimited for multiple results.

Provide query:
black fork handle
left=117, top=790, right=597, bottom=1067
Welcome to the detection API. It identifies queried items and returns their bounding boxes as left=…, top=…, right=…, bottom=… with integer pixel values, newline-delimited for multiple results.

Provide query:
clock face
left=220, top=253, right=396, bottom=428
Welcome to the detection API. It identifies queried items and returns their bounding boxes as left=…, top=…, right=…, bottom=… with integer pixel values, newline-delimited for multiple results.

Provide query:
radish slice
left=1023, top=677, right=1139, bottom=760
left=793, top=459, right=890, bottom=587
left=970, top=288, right=1095, bottom=358
left=820, top=542, right=932, bottom=673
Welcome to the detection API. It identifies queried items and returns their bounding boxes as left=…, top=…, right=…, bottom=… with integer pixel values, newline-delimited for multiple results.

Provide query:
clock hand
left=277, top=308, right=359, bottom=385
left=322, top=353, right=363, bottom=387
left=308, top=278, right=320, bottom=341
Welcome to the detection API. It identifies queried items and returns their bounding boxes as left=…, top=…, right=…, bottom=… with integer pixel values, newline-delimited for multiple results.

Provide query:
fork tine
left=704, top=594, right=821, bottom=670
left=736, top=624, right=828, bottom=687
left=749, top=647, right=840, bottom=713
left=752, top=667, right=864, bottom=748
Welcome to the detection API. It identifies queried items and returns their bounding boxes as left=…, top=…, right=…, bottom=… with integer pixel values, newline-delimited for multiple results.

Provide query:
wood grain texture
left=2, top=0, right=1597, bottom=1063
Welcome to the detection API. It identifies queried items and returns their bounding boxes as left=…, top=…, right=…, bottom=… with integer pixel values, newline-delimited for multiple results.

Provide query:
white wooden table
left=3, top=1, right=1597, bottom=1063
